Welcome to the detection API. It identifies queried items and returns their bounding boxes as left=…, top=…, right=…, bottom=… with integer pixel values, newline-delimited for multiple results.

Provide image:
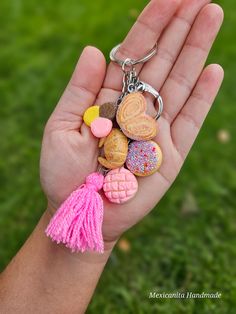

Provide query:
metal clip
left=137, top=81, right=163, bottom=120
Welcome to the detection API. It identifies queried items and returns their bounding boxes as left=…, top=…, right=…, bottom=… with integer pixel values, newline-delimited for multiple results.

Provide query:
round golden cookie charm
left=98, top=129, right=128, bottom=169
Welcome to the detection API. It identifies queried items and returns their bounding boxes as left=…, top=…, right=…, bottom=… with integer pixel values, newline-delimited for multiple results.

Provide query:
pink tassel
left=45, top=173, right=104, bottom=253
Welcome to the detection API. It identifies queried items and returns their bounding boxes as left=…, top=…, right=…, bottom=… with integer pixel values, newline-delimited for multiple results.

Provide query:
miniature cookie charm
left=83, top=105, right=99, bottom=126
left=98, top=128, right=128, bottom=169
left=116, top=92, right=157, bottom=141
left=103, top=167, right=138, bottom=204
left=91, top=117, right=112, bottom=138
left=99, top=102, right=117, bottom=121
left=126, top=140, right=162, bottom=176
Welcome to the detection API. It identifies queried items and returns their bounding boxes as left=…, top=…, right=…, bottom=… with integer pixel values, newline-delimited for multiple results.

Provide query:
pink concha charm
left=103, top=167, right=138, bottom=204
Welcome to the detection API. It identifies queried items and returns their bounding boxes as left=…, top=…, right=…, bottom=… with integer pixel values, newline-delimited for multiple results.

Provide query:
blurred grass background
left=0, top=0, right=236, bottom=313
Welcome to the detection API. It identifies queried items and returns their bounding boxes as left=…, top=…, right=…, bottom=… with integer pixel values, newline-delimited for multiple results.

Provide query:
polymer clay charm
left=126, top=140, right=162, bottom=176
left=83, top=105, right=99, bottom=126
left=116, top=92, right=157, bottom=141
left=103, top=167, right=138, bottom=204
left=98, top=128, right=128, bottom=169
left=99, top=102, right=117, bottom=121
left=91, top=117, right=113, bottom=138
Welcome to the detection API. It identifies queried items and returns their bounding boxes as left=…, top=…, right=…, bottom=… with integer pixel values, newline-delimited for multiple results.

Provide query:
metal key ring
left=110, top=43, right=158, bottom=67
left=136, top=81, right=163, bottom=120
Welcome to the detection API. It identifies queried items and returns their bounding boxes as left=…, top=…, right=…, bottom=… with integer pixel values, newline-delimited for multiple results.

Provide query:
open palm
left=40, top=0, right=224, bottom=249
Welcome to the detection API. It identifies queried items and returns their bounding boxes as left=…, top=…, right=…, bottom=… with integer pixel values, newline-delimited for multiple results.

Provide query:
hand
left=40, top=0, right=224, bottom=250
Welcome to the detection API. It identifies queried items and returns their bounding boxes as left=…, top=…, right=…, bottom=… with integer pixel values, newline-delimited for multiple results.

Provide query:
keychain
left=46, top=44, right=164, bottom=253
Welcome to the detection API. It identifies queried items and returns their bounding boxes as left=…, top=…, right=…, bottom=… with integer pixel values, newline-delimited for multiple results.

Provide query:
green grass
left=0, top=0, right=236, bottom=313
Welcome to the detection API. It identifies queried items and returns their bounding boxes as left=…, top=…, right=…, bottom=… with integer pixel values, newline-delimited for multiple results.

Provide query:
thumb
left=48, top=46, right=106, bottom=130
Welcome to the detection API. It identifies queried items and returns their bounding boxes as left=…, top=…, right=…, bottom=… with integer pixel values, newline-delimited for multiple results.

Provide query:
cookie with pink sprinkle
left=126, top=140, right=162, bottom=176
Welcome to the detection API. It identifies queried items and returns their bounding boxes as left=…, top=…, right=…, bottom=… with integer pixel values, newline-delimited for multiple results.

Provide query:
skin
left=0, top=0, right=224, bottom=313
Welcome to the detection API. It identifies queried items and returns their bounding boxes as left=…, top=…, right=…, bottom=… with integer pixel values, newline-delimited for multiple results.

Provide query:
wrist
left=2, top=209, right=115, bottom=313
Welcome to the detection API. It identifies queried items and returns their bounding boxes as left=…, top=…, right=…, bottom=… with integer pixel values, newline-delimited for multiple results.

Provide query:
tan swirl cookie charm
left=116, top=92, right=157, bottom=141
left=98, top=128, right=128, bottom=169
